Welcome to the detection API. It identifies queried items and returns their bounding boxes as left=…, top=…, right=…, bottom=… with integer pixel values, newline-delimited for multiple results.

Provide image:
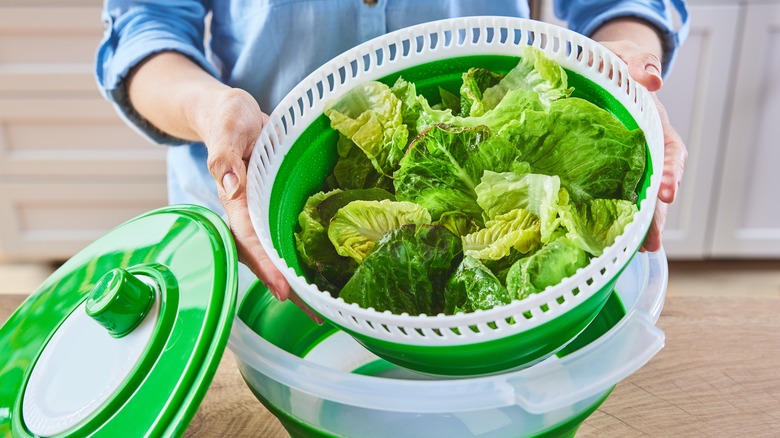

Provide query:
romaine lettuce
left=506, top=236, right=589, bottom=300
left=328, top=199, right=431, bottom=263
left=339, top=224, right=462, bottom=315
left=498, top=97, right=646, bottom=203
left=444, top=256, right=512, bottom=314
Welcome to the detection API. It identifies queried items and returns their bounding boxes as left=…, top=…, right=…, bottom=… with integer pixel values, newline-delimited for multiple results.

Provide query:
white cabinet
left=656, top=4, right=740, bottom=258
left=0, top=6, right=168, bottom=262
left=710, top=3, right=780, bottom=257
left=542, top=0, right=780, bottom=259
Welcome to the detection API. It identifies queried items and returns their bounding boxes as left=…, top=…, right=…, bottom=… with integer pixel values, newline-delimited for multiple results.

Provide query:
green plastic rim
left=264, top=54, right=649, bottom=375
left=0, top=205, right=238, bottom=438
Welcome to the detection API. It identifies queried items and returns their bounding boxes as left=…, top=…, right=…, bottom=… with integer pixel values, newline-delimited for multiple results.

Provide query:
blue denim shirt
left=96, top=0, right=688, bottom=213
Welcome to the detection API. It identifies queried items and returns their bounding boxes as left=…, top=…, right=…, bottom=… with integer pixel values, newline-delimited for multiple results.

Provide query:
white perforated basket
left=247, top=17, right=663, bottom=350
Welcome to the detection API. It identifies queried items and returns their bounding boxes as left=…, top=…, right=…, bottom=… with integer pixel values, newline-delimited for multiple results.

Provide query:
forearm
left=126, top=51, right=229, bottom=143
left=591, top=17, right=664, bottom=66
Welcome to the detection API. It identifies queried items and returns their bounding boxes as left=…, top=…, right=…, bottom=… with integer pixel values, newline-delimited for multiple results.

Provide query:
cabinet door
left=657, top=4, right=740, bottom=258
left=710, top=3, right=780, bottom=257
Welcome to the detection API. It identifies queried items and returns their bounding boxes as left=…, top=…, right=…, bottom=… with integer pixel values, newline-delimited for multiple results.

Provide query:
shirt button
left=364, top=0, right=378, bottom=6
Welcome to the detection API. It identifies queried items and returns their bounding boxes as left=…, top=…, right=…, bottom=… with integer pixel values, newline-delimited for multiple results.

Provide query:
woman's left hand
left=591, top=21, right=688, bottom=252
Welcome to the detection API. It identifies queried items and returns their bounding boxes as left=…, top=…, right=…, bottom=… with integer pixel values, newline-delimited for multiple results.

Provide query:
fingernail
left=645, top=63, right=662, bottom=79
left=222, top=172, right=239, bottom=200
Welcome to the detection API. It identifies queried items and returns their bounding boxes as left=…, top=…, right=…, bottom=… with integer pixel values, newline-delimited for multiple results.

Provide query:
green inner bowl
left=264, top=55, right=651, bottom=375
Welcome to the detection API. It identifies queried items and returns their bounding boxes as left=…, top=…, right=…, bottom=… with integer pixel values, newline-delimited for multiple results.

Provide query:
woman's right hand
left=127, top=52, right=320, bottom=321
left=197, top=88, right=322, bottom=322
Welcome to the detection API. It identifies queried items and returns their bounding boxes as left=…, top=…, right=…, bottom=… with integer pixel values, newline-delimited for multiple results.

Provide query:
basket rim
left=246, top=16, right=663, bottom=344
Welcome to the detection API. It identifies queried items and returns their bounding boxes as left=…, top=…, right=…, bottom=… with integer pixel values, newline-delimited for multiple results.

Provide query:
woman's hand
left=197, top=88, right=291, bottom=297
left=592, top=20, right=688, bottom=252
left=197, top=88, right=322, bottom=321
left=127, top=52, right=319, bottom=320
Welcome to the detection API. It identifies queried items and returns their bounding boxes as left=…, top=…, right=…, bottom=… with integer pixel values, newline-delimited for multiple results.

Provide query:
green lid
left=0, top=205, right=238, bottom=438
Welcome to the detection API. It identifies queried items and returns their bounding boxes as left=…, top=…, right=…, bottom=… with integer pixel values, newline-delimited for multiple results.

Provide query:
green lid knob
left=86, top=268, right=156, bottom=338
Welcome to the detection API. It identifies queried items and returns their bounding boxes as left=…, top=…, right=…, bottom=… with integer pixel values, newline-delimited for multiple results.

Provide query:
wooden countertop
left=2, top=294, right=779, bottom=437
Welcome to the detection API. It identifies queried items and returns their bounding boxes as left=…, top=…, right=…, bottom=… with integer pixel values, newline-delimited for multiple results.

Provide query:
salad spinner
left=246, top=17, right=665, bottom=376
left=0, top=202, right=668, bottom=437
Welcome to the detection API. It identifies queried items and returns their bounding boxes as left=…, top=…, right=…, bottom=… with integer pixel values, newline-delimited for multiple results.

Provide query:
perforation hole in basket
left=326, top=73, right=335, bottom=92
left=469, top=27, right=481, bottom=44
left=387, top=43, right=398, bottom=61
left=527, top=30, right=538, bottom=48
left=296, top=97, right=305, bottom=119
left=586, top=277, right=595, bottom=287
left=457, top=28, right=467, bottom=45
left=572, top=287, right=580, bottom=296
left=362, top=53, right=371, bottom=72
left=402, top=39, right=411, bottom=57
left=512, top=28, right=523, bottom=45
left=485, top=27, right=495, bottom=44
left=498, top=27, right=509, bottom=44
left=305, top=89, right=314, bottom=109
left=442, top=29, right=453, bottom=47
left=428, top=32, right=439, bottom=50
left=550, top=35, right=562, bottom=54
left=287, top=107, right=297, bottom=127
left=337, top=65, right=347, bottom=84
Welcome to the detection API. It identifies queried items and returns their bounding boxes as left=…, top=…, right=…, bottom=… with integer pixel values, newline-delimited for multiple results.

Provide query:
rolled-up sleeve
left=95, top=0, right=217, bottom=145
left=555, top=0, right=690, bottom=75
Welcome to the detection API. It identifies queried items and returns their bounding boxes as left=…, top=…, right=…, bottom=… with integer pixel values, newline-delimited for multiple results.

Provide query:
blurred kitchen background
left=1, top=0, right=779, bottom=296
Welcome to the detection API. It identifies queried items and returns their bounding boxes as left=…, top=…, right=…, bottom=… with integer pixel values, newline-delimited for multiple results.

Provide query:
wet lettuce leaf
left=460, top=67, right=505, bottom=117
left=505, top=236, right=589, bottom=300
left=444, top=256, right=512, bottom=314
left=433, top=211, right=480, bottom=238
left=415, top=87, right=543, bottom=135
left=328, top=200, right=431, bottom=263
left=327, top=134, right=393, bottom=191
left=340, top=224, right=462, bottom=315
left=394, top=124, right=521, bottom=222
left=475, top=170, right=562, bottom=243
left=462, top=208, right=541, bottom=261
left=498, top=97, right=646, bottom=203
left=559, top=194, right=638, bottom=256
left=478, top=46, right=573, bottom=113
left=325, top=81, right=409, bottom=177
left=294, top=190, right=357, bottom=291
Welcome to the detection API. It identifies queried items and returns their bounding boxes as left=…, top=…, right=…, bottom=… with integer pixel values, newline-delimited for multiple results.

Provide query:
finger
left=219, top=177, right=292, bottom=300
left=651, top=93, right=688, bottom=204
left=599, top=41, right=663, bottom=92
left=640, top=200, right=668, bottom=252
left=289, top=292, right=324, bottom=325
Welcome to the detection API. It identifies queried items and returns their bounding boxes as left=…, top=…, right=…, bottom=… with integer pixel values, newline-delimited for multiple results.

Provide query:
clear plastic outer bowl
left=228, top=250, right=668, bottom=438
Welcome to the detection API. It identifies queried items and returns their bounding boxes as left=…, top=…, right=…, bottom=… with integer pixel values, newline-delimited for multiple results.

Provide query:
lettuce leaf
left=506, top=236, right=589, bottom=300
left=475, top=170, right=562, bottom=243
left=498, top=97, right=646, bottom=203
left=462, top=208, right=541, bottom=261
left=559, top=195, right=638, bottom=256
left=444, top=256, right=512, bottom=314
left=325, top=81, right=409, bottom=177
left=460, top=67, right=505, bottom=117
left=434, top=211, right=480, bottom=237
left=478, top=46, right=573, bottom=114
left=394, top=124, right=521, bottom=222
left=415, top=87, right=543, bottom=134
left=294, top=190, right=357, bottom=291
left=340, top=224, right=462, bottom=315
left=328, top=200, right=431, bottom=263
